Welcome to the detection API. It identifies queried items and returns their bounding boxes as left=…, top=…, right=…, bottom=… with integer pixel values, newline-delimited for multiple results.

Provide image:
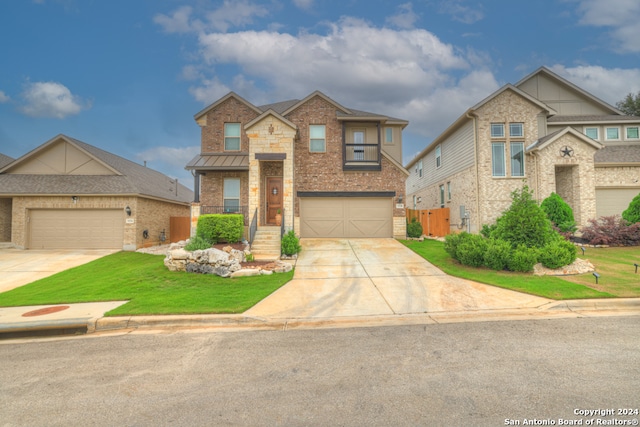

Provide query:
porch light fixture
left=272, top=187, right=278, bottom=195
left=592, top=272, right=600, bottom=284
left=125, top=206, right=132, bottom=216
left=417, top=197, right=422, bottom=203
left=397, top=195, right=403, bottom=204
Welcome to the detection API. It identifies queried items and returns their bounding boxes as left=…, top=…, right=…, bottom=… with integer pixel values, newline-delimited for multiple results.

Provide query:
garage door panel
left=29, top=209, right=124, bottom=249
left=300, top=197, right=392, bottom=238
left=596, top=188, right=640, bottom=218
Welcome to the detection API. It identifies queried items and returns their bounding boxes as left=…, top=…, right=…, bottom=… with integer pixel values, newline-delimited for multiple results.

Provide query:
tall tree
left=616, top=91, right=640, bottom=116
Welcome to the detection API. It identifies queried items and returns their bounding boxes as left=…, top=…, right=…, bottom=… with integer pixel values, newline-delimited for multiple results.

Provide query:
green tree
left=616, top=91, right=640, bottom=116
left=491, top=185, right=557, bottom=249
left=622, top=192, right=640, bottom=224
left=540, top=192, right=576, bottom=233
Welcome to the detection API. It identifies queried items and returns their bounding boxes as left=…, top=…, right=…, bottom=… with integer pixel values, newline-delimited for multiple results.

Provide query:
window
left=413, top=195, right=417, bottom=209
left=418, top=159, right=423, bottom=178
left=385, top=127, right=393, bottom=144
left=626, top=126, right=639, bottom=140
left=509, top=123, right=523, bottom=137
left=491, top=123, right=505, bottom=138
left=353, top=130, right=365, bottom=160
left=223, top=178, right=240, bottom=212
left=510, top=142, right=525, bottom=177
left=224, top=123, right=241, bottom=151
left=585, top=127, right=599, bottom=140
left=447, top=182, right=451, bottom=200
left=492, top=143, right=506, bottom=177
left=435, top=144, right=442, bottom=168
left=605, top=127, right=620, bottom=140
left=439, top=184, right=445, bottom=208
left=309, top=125, right=326, bottom=152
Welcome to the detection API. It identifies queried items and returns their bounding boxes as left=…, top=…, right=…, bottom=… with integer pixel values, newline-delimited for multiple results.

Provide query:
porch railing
left=344, top=144, right=379, bottom=162
left=249, top=208, right=258, bottom=245
left=200, top=205, right=249, bottom=225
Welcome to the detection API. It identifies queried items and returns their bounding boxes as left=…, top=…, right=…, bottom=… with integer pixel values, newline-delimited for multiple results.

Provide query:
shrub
left=483, top=239, right=512, bottom=271
left=539, top=239, right=577, bottom=269
left=444, top=232, right=468, bottom=261
left=622, top=192, right=640, bottom=224
left=541, top=192, right=577, bottom=233
left=491, top=185, right=556, bottom=249
left=480, top=223, right=497, bottom=239
left=281, top=230, right=302, bottom=255
left=406, top=218, right=423, bottom=238
left=507, top=245, right=539, bottom=272
left=185, top=235, right=213, bottom=251
left=455, top=233, right=488, bottom=268
left=580, top=215, right=640, bottom=246
left=196, top=214, right=244, bottom=244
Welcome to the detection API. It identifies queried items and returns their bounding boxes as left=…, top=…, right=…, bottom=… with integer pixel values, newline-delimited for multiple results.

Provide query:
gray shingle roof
left=595, top=145, right=640, bottom=164
left=548, top=115, right=640, bottom=123
left=0, top=153, right=14, bottom=168
left=0, top=135, right=193, bottom=203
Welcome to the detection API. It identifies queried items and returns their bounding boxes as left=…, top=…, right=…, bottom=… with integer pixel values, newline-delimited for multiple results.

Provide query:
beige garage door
left=596, top=188, right=640, bottom=218
left=29, top=209, right=124, bottom=249
left=300, top=197, right=392, bottom=238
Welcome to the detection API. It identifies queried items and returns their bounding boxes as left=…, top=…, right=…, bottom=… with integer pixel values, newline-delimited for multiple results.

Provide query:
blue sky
left=1, top=0, right=640, bottom=189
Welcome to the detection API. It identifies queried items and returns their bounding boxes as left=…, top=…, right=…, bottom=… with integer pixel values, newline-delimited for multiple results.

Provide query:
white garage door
left=300, top=197, right=392, bottom=238
left=596, top=188, right=640, bottom=218
left=29, top=209, right=124, bottom=249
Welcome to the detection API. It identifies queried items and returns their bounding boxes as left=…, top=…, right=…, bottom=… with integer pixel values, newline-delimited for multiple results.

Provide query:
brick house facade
left=406, top=67, right=640, bottom=233
left=187, top=91, right=410, bottom=239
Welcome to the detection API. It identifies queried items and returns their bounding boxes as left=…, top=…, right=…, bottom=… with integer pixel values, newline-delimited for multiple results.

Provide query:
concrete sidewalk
left=1, top=239, right=640, bottom=338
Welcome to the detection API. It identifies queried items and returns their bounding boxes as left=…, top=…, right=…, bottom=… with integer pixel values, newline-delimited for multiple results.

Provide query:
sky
left=1, top=0, right=640, bottom=190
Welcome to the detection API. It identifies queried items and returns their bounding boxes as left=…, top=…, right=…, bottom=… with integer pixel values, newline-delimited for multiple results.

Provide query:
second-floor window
left=418, top=159, right=423, bottom=177
left=627, top=126, right=639, bottom=140
left=435, top=144, right=442, bottom=168
left=224, top=123, right=241, bottom=151
left=309, top=125, right=326, bottom=152
left=491, top=123, right=505, bottom=138
left=385, top=127, right=393, bottom=144
left=492, top=143, right=506, bottom=177
left=585, top=127, right=599, bottom=140
left=605, top=127, right=620, bottom=141
left=511, top=142, right=525, bottom=177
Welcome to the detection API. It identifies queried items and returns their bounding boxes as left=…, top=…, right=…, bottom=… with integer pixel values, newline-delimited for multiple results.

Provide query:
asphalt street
left=1, top=316, right=639, bottom=427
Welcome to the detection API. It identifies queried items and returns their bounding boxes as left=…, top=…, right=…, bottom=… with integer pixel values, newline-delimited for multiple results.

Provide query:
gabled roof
left=282, top=90, right=352, bottom=116
left=0, top=134, right=193, bottom=203
left=548, top=115, right=640, bottom=123
left=193, top=91, right=263, bottom=122
left=0, top=153, right=14, bottom=169
left=526, top=127, right=603, bottom=152
left=515, top=66, right=624, bottom=116
left=245, top=109, right=297, bottom=130
left=470, top=84, right=557, bottom=114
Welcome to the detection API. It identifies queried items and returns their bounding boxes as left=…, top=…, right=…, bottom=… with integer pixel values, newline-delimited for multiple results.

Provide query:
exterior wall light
left=272, top=187, right=278, bottom=195
left=397, top=195, right=403, bottom=204
left=592, top=272, right=600, bottom=284
left=125, top=206, right=132, bottom=216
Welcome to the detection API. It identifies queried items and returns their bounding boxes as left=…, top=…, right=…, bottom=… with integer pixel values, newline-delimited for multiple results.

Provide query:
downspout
left=466, top=111, right=480, bottom=233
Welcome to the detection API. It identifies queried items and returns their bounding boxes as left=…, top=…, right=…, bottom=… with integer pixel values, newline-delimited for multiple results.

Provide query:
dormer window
left=224, top=123, right=241, bottom=151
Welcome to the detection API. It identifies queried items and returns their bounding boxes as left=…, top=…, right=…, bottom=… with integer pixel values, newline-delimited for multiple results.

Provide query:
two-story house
left=186, top=91, right=409, bottom=256
left=406, top=66, right=640, bottom=233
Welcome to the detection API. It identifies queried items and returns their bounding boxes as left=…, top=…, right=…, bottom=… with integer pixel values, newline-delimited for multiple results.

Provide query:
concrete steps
left=251, top=227, right=281, bottom=260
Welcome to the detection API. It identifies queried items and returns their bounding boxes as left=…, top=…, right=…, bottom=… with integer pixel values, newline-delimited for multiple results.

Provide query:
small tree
left=406, top=217, right=423, bottom=238
left=622, top=192, right=640, bottom=224
left=540, top=192, right=576, bottom=233
left=491, top=185, right=556, bottom=249
left=616, top=91, right=640, bottom=116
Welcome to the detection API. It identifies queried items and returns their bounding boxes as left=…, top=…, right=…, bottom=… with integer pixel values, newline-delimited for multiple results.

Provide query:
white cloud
left=136, top=146, right=200, bottom=173
left=549, top=64, right=640, bottom=106
left=386, top=3, right=419, bottom=29
left=20, top=81, right=90, bottom=118
left=189, top=77, right=231, bottom=104
left=0, top=91, right=10, bottom=103
left=575, top=0, right=640, bottom=53
left=154, top=6, right=194, bottom=34
left=438, top=0, right=484, bottom=24
left=292, top=0, right=314, bottom=10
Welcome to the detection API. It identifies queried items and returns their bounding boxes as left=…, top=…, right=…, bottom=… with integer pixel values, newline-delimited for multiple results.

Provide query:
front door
left=266, top=177, right=283, bottom=225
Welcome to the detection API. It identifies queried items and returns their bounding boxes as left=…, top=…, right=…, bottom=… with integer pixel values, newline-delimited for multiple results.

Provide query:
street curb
left=0, top=317, right=91, bottom=334
left=540, top=298, right=640, bottom=311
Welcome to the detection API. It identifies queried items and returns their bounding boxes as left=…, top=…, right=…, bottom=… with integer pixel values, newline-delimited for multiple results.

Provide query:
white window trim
left=223, top=178, right=241, bottom=212
left=309, top=124, right=326, bottom=153
left=510, top=142, right=525, bottom=177
left=439, top=184, right=445, bottom=208
left=435, top=144, right=442, bottom=168
left=625, top=126, right=640, bottom=140
left=584, top=127, right=599, bottom=140
left=605, top=126, right=621, bottom=141
left=509, top=123, right=524, bottom=138
left=418, top=159, right=423, bottom=178
left=492, top=142, right=506, bottom=177
left=491, top=123, right=505, bottom=138
left=224, top=123, right=241, bottom=151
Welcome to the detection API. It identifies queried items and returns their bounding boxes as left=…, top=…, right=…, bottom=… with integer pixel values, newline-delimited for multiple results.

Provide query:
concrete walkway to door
left=245, top=238, right=550, bottom=319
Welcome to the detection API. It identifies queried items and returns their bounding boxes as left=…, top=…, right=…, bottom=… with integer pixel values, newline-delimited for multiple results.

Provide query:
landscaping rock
left=533, top=258, right=595, bottom=276
left=230, top=269, right=261, bottom=278
left=169, top=249, right=189, bottom=260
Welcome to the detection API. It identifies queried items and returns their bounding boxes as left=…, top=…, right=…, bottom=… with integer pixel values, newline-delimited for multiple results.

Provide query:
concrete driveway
left=245, top=238, right=550, bottom=319
left=0, top=248, right=117, bottom=293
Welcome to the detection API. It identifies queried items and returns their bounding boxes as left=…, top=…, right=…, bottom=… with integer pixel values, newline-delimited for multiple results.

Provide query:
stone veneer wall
left=0, top=198, right=11, bottom=241
left=595, top=165, right=640, bottom=187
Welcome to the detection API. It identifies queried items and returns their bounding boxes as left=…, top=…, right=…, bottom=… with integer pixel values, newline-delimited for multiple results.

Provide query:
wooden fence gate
left=170, top=216, right=191, bottom=243
left=406, top=208, right=450, bottom=237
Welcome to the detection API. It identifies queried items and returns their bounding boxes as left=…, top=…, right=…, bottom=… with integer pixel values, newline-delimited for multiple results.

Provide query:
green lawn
left=401, top=239, right=621, bottom=300
left=0, top=252, right=293, bottom=316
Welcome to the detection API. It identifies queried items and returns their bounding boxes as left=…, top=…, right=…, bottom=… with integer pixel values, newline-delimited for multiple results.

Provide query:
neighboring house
left=406, top=66, right=640, bottom=233
left=0, top=134, right=193, bottom=249
left=186, top=91, right=409, bottom=241
left=0, top=153, right=15, bottom=242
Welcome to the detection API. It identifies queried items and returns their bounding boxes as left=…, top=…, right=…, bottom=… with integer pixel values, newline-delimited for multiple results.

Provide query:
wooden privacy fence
left=170, top=216, right=191, bottom=243
left=406, top=208, right=450, bottom=237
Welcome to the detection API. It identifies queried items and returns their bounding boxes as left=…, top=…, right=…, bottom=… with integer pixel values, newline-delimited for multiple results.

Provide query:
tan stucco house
left=406, top=66, right=640, bottom=233
left=186, top=91, right=409, bottom=246
left=0, top=135, right=193, bottom=250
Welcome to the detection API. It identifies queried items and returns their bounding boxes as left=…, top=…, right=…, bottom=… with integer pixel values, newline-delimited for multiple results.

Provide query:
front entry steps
left=251, top=226, right=281, bottom=261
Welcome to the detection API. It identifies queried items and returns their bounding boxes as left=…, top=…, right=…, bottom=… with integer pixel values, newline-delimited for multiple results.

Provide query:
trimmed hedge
left=622, top=192, right=640, bottom=224
left=196, top=214, right=244, bottom=244
left=541, top=192, right=576, bottom=233
left=406, top=218, right=423, bottom=238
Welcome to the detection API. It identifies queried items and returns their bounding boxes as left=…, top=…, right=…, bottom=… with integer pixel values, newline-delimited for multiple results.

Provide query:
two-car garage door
left=300, top=197, right=392, bottom=238
left=596, top=188, right=639, bottom=218
left=28, top=209, right=124, bottom=249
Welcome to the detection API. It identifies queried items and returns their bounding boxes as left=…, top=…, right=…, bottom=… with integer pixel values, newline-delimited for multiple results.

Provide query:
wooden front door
left=266, top=177, right=283, bottom=225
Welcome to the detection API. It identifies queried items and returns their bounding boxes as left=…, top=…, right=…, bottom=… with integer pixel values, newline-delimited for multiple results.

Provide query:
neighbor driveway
left=245, top=238, right=550, bottom=318
left=0, top=248, right=117, bottom=293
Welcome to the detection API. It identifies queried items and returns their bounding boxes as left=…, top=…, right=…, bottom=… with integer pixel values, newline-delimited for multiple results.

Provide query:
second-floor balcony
left=343, top=143, right=381, bottom=171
